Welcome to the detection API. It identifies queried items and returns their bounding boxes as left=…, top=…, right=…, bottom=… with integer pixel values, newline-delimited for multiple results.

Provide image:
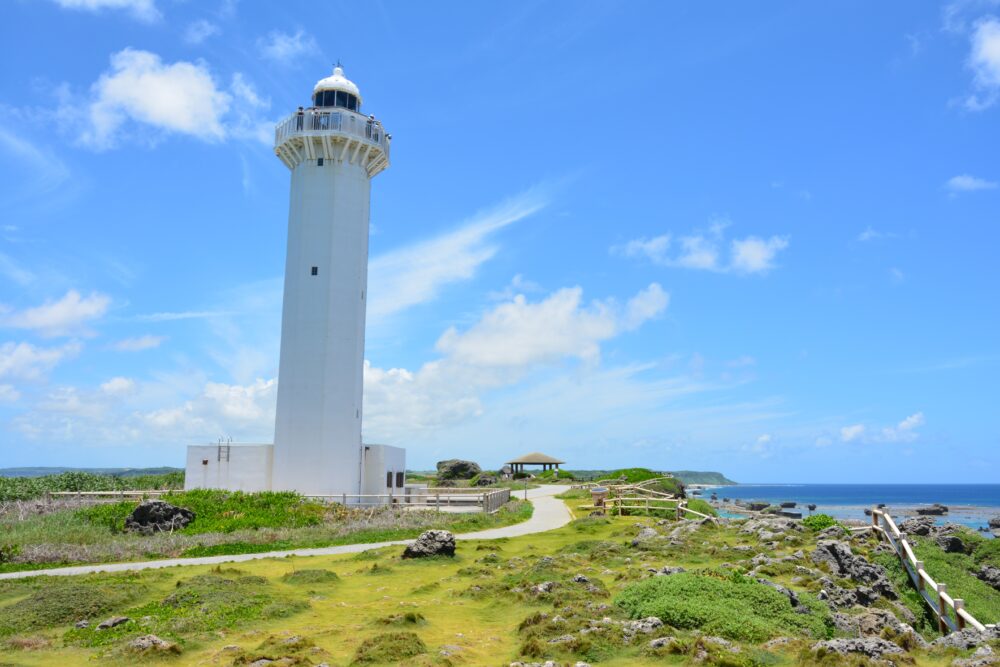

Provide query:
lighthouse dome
left=313, top=65, right=362, bottom=111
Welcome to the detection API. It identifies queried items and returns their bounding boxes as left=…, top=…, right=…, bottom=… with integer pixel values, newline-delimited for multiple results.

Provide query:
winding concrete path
left=0, top=485, right=574, bottom=581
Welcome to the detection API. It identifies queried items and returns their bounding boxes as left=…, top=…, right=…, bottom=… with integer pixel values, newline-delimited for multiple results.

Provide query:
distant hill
left=0, top=467, right=182, bottom=478
left=669, top=470, right=737, bottom=485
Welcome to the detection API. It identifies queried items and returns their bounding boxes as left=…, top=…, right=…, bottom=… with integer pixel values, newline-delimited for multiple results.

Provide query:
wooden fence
left=575, top=477, right=713, bottom=521
left=871, top=508, right=989, bottom=634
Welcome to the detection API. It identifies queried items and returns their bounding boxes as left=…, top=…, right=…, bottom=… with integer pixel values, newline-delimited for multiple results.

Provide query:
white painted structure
left=185, top=67, right=403, bottom=498
left=361, top=444, right=406, bottom=497
left=185, top=443, right=272, bottom=493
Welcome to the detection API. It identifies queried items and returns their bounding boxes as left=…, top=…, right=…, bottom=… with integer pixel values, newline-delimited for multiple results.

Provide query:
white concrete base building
left=185, top=66, right=405, bottom=501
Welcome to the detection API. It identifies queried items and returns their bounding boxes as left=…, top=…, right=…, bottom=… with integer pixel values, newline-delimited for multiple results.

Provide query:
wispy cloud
left=840, top=412, right=925, bottom=444
left=0, top=127, right=72, bottom=205
left=611, top=220, right=789, bottom=275
left=111, top=334, right=165, bottom=351
left=858, top=227, right=899, bottom=242
left=1, top=290, right=110, bottom=338
left=367, top=187, right=549, bottom=323
left=256, top=29, right=319, bottom=64
left=136, top=310, right=232, bottom=322
left=0, top=252, right=35, bottom=286
left=0, top=341, right=82, bottom=381
left=49, top=0, right=160, bottom=23
left=946, top=173, right=998, bottom=193
left=964, top=16, right=1000, bottom=110
left=183, top=19, right=220, bottom=45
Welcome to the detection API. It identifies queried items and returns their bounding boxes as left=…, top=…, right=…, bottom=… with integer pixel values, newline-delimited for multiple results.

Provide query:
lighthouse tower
left=269, top=66, right=393, bottom=496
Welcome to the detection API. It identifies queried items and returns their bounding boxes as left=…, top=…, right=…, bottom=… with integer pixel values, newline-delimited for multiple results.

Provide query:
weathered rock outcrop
left=811, top=541, right=896, bottom=601
left=124, top=500, right=194, bottom=535
left=474, top=474, right=497, bottom=487
left=899, top=515, right=938, bottom=536
left=916, top=503, right=949, bottom=516
left=402, top=530, right=456, bottom=558
left=436, top=459, right=481, bottom=480
left=127, top=635, right=178, bottom=654
left=976, top=565, right=1000, bottom=591
left=936, top=533, right=970, bottom=554
left=812, top=637, right=905, bottom=659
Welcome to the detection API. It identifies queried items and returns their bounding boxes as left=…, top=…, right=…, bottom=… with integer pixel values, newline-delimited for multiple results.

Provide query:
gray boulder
left=436, top=459, right=481, bottom=480
left=812, top=637, right=905, bottom=659
left=811, top=540, right=896, bottom=600
left=990, top=516, right=1000, bottom=530
left=916, top=503, right=949, bottom=515
left=97, top=616, right=130, bottom=630
left=474, top=474, right=497, bottom=487
left=899, top=515, right=937, bottom=536
left=932, top=626, right=1000, bottom=650
left=127, top=635, right=177, bottom=653
left=976, top=565, right=1000, bottom=591
left=936, top=533, right=969, bottom=554
left=124, top=500, right=194, bottom=535
left=402, top=530, right=456, bottom=558
left=631, top=527, right=659, bottom=546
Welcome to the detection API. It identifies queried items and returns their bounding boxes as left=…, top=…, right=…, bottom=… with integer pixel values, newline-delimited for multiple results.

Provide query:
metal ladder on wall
left=217, top=437, right=232, bottom=462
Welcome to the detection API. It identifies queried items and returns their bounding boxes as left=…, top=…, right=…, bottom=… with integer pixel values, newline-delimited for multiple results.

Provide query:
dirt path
left=0, top=485, right=574, bottom=580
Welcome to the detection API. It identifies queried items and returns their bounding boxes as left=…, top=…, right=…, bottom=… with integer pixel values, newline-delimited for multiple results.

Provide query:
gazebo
left=505, top=452, right=565, bottom=474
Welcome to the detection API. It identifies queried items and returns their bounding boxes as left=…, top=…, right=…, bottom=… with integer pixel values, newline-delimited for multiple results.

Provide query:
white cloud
left=100, top=376, right=135, bottom=395
left=840, top=412, right=924, bottom=444
left=257, top=29, right=319, bottom=63
left=730, top=236, right=789, bottom=274
left=368, top=188, right=548, bottom=323
left=1, top=290, right=110, bottom=337
left=0, top=384, right=21, bottom=403
left=137, top=310, right=231, bottom=322
left=946, top=173, right=998, bottom=193
left=436, top=284, right=666, bottom=368
left=889, top=267, right=905, bottom=284
left=111, top=334, right=165, bottom=351
left=965, top=16, right=1000, bottom=110
left=612, top=222, right=788, bottom=275
left=0, top=341, right=81, bottom=380
left=840, top=424, right=866, bottom=442
left=77, top=49, right=270, bottom=149
left=0, top=128, right=71, bottom=205
left=0, top=252, right=35, bottom=287
left=858, top=227, right=900, bottom=242
left=184, top=19, right=220, bottom=44
left=50, top=0, right=160, bottom=22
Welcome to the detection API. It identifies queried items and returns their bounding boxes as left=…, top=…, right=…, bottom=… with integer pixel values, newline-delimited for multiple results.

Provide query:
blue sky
left=0, top=1, right=998, bottom=482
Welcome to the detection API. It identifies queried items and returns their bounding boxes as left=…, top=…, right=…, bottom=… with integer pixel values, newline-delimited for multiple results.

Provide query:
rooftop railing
left=275, top=109, right=390, bottom=157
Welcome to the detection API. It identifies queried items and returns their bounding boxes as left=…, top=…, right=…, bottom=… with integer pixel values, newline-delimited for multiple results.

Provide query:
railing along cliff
left=871, top=508, right=990, bottom=634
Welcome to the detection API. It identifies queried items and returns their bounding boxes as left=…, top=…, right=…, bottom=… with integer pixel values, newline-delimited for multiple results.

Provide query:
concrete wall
left=271, top=154, right=372, bottom=496
left=185, top=444, right=273, bottom=492
left=361, top=444, right=406, bottom=498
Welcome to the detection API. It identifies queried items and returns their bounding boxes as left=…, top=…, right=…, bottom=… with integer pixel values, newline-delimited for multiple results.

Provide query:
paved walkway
left=0, top=485, right=574, bottom=580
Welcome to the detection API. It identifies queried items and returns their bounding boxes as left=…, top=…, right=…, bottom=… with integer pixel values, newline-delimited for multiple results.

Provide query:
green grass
left=909, top=534, right=1000, bottom=624
left=281, top=569, right=340, bottom=585
left=351, top=631, right=427, bottom=664
left=0, top=471, right=183, bottom=501
left=685, top=498, right=718, bottom=517
left=0, top=578, right=145, bottom=637
left=614, top=570, right=833, bottom=643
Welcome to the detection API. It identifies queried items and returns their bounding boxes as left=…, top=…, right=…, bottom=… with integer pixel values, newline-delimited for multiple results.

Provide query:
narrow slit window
left=311, top=266, right=318, bottom=276
left=317, top=157, right=324, bottom=166
left=395, top=472, right=404, bottom=488
left=386, top=471, right=392, bottom=488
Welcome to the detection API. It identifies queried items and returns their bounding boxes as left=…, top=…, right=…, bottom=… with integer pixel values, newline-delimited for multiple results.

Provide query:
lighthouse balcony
left=274, top=109, right=390, bottom=176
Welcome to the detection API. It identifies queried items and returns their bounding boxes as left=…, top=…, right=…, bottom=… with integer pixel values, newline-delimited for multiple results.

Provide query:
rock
left=780, top=501, right=797, bottom=508
left=127, top=635, right=177, bottom=653
left=811, top=541, right=896, bottom=600
left=812, top=637, right=905, bottom=659
left=548, top=634, right=575, bottom=644
left=763, top=637, right=795, bottom=650
left=436, top=459, right=481, bottom=480
left=990, top=516, right=1000, bottom=530
left=474, top=474, right=497, bottom=486
left=899, top=515, right=937, bottom=536
left=124, top=500, right=194, bottom=535
left=97, top=616, right=130, bottom=630
left=936, top=533, right=969, bottom=554
left=916, top=503, right=949, bottom=516
left=748, top=502, right=769, bottom=511
left=756, top=577, right=800, bottom=607
left=572, top=574, right=590, bottom=583
left=75, top=620, right=89, bottom=629
left=620, top=616, right=663, bottom=639
left=702, top=636, right=740, bottom=653
left=402, top=530, right=456, bottom=558
left=976, top=565, right=1000, bottom=591
left=932, top=627, right=1000, bottom=650
left=952, top=645, right=998, bottom=667
left=631, top=527, right=659, bottom=546
left=817, top=524, right=849, bottom=539
left=530, top=581, right=557, bottom=595
left=648, top=566, right=686, bottom=577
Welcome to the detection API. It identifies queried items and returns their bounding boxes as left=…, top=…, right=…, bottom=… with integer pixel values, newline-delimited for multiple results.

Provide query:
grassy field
left=1, top=500, right=987, bottom=666
left=0, top=490, right=533, bottom=573
left=0, top=471, right=184, bottom=501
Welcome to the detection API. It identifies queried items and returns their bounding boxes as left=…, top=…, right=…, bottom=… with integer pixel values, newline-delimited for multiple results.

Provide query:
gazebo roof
left=505, top=451, right=565, bottom=465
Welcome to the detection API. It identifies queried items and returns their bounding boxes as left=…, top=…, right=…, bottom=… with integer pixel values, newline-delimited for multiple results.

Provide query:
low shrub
left=801, top=514, right=838, bottom=532
left=686, top=498, right=718, bottom=518
left=0, top=579, right=143, bottom=636
left=280, top=569, right=340, bottom=585
left=352, top=632, right=426, bottom=664
left=615, top=571, right=832, bottom=642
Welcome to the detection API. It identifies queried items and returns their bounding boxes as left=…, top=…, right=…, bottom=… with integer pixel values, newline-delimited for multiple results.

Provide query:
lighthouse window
left=395, top=472, right=404, bottom=487
left=313, top=90, right=358, bottom=111
left=317, top=157, right=324, bottom=166
left=311, top=266, right=318, bottom=276
left=386, top=471, right=392, bottom=488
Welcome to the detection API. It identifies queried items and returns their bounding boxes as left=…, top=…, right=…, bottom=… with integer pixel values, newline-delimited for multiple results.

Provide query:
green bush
left=685, top=498, right=718, bottom=518
left=281, top=569, right=340, bottom=585
left=615, top=571, right=832, bottom=642
left=0, top=471, right=183, bottom=501
left=801, top=514, right=838, bottom=532
left=352, top=632, right=426, bottom=664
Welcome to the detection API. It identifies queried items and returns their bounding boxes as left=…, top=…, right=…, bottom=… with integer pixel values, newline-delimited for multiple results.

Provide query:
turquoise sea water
left=698, top=484, right=1000, bottom=532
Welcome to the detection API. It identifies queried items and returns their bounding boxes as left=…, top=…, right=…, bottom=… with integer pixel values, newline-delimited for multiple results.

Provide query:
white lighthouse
left=185, top=67, right=405, bottom=498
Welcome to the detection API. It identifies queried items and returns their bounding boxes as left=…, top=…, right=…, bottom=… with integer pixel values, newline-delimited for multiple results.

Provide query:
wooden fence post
left=954, top=599, right=966, bottom=630
left=871, top=508, right=879, bottom=527
left=936, top=584, right=948, bottom=633
left=914, top=561, right=925, bottom=592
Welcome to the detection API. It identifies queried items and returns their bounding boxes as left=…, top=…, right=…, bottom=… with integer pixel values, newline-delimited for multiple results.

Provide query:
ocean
left=696, top=484, right=1000, bottom=532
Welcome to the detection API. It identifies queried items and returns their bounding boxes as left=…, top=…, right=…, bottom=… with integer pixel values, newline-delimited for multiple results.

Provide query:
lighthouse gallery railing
left=275, top=110, right=390, bottom=157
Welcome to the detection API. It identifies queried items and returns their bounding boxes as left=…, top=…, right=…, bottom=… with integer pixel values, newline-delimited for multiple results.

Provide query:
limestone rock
left=916, top=503, right=949, bottom=515
left=124, top=500, right=194, bottom=535
left=937, top=533, right=969, bottom=554
left=474, top=474, right=497, bottom=486
left=899, top=515, right=937, bottom=536
left=812, top=637, right=905, bottom=659
left=127, top=635, right=177, bottom=654
left=932, top=627, right=1000, bottom=650
left=402, top=530, right=456, bottom=558
left=990, top=516, right=1000, bottom=530
left=811, top=540, right=896, bottom=600
left=631, top=527, right=659, bottom=546
left=436, top=459, right=481, bottom=480
left=976, top=565, right=1000, bottom=591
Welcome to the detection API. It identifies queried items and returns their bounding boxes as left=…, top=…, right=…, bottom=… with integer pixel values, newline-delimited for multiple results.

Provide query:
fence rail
left=274, top=109, right=390, bottom=156
left=872, top=508, right=989, bottom=634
